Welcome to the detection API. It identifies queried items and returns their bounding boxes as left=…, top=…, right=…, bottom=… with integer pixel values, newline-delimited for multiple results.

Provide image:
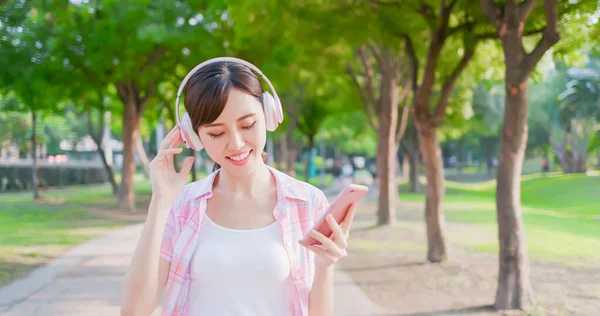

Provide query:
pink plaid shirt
left=159, top=165, right=329, bottom=316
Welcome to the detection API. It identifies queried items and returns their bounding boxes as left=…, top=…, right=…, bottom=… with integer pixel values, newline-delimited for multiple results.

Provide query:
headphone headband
left=175, top=57, right=283, bottom=130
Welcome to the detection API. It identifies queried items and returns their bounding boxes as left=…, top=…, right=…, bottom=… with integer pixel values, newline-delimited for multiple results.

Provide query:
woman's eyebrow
left=204, top=113, right=256, bottom=128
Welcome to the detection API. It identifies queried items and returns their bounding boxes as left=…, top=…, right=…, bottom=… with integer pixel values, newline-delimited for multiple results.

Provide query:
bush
left=0, top=162, right=108, bottom=193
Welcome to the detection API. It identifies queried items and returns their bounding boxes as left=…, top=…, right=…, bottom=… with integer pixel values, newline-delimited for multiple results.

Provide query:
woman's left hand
left=300, top=203, right=357, bottom=269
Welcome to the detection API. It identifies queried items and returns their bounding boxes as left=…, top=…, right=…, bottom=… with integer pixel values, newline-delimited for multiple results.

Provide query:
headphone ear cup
left=181, top=113, right=204, bottom=151
left=263, top=92, right=278, bottom=132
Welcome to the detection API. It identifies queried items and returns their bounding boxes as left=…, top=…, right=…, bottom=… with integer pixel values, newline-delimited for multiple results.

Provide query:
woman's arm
left=304, top=205, right=356, bottom=316
left=308, top=265, right=335, bottom=316
left=120, top=126, right=193, bottom=315
left=120, top=197, right=172, bottom=316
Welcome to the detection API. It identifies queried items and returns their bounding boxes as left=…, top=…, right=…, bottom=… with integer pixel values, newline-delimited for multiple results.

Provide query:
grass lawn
left=0, top=170, right=212, bottom=286
left=0, top=175, right=153, bottom=286
left=398, top=172, right=600, bottom=266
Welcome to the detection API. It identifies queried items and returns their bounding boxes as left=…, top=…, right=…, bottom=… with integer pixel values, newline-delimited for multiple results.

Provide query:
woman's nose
left=228, top=130, right=245, bottom=150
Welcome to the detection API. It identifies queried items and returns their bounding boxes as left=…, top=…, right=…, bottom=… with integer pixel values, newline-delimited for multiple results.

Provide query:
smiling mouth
left=227, top=150, right=252, bottom=161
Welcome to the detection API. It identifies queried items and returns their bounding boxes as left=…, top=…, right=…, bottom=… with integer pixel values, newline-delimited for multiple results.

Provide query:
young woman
left=120, top=57, right=357, bottom=316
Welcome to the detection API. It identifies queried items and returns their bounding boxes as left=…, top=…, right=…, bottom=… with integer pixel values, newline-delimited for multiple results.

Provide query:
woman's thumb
left=179, top=156, right=195, bottom=175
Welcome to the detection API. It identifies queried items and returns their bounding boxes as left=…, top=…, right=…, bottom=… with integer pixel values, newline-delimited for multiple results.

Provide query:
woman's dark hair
left=183, top=61, right=267, bottom=171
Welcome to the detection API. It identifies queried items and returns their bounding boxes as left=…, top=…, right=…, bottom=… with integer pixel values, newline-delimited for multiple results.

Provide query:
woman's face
left=197, top=88, right=267, bottom=177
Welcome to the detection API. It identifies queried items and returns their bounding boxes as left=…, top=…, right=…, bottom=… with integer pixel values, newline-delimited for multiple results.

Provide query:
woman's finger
left=159, top=127, right=180, bottom=151
left=341, top=203, right=357, bottom=238
left=168, top=131, right=182, bottom=149
left=309, top=230, right=342, bottom=257
left=305, top=244, right=335, bottom=260
left=326, top=214, right=348, bottom=249
left=156, top=148, right=183, bottom=158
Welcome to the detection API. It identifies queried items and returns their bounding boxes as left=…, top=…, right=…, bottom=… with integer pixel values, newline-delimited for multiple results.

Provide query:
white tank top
left=187, top=214, right=295, bottom=316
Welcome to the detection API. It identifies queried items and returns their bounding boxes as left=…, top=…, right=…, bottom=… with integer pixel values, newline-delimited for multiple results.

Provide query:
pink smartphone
left=300, top=184, right=369, bottom=246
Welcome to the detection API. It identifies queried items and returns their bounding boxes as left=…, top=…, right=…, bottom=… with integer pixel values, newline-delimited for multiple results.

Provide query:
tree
left=480, top=0, right=598, bottom=309
left=395, top=1, right=484, bottom=263
left=0, top=2, right=65, bottom=200
left=40, top=0, right=224, bottom=210
left=347, top=43, right=412, bottom=226
left=400, top=122, right=420, bottom=192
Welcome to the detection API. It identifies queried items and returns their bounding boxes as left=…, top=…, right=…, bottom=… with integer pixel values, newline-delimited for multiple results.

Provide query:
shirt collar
left=187, top=165, right=309, bottom=202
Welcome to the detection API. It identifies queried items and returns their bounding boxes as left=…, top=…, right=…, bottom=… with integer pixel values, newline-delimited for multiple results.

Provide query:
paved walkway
left=0, top=222, right=386, bottom=316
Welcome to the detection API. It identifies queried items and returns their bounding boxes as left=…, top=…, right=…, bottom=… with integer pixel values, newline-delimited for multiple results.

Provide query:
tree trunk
left=409, top=151, right=420, bottom=193
left=376, top=70, right=399, bottom=227
left=416, top=123, right=447, bottom=262
left=98, top=146, right=118, bottom=195
left=597, top=150, right=600, bottom=169
left=495, top=83, right=534, bottom=309
left=87, top=107, right=118, bottom=196
left=482, top=0, right=560, bottom=305
left=550, top=135, right=569, bottom=172
left=119, top=99, right=141, bottom=212
left=402, top=154, right=409, bottom=180
left=483, top=137, right=495, bottom=176
left=31, top=110, right=39, bottom=200
left=401, top=125, right=420, bottom=193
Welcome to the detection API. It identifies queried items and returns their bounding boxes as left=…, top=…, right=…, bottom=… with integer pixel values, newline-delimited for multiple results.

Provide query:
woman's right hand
left=149, top=126, right=195, bottom=204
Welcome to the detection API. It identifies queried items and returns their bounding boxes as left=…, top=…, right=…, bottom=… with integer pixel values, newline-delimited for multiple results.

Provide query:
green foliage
left=399, top=173, right=600, bottom=264
left=318, top=111, right=377, bottom=157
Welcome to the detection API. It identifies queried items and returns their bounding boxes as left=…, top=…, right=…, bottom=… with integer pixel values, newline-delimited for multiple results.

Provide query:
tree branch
left=395, top=84, right=412, bottom=145
left=480, top=0, right=501, bottom=26
left=444, top=0, right=459, bottom=11
left=356, top=46, right=380, bottom=113
left=448, top=21, right=475, bottom=39
left=140, top=79, right=155, bottom=108
left=432, top=43, right=476, bottom=125
left=368, top=0, right=403, bottom=6
left=399, top=33, right=419, bottom=95
left=367, top=40, right=384, bottom=70
left=346, top=65, right=378, bottom=132
left=476, top=26, right=545, bottom=39
left=115, top=82, right=128, bottom=105
left=409, top=3, right=437, bottom=28
left=139, top=46, right=166, bottom=75
left=519, top=0, right=537, bottom=21
left=521, top=0, right=560, bottom=78
left=413, top=27, right=445, bottom=120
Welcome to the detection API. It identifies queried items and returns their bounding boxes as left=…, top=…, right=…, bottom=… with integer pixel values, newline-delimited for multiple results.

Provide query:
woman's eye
left=242, top=121, right=257, bottom=130
left=209, top=132, right=224, bottom=139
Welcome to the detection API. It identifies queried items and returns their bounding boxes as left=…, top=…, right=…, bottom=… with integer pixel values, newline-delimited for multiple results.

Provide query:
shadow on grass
left=393, top=305, right=496, bottom=315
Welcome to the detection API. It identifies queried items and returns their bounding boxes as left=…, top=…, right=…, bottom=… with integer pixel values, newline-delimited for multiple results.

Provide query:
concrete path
left=0, top=223, right=387, bottom=316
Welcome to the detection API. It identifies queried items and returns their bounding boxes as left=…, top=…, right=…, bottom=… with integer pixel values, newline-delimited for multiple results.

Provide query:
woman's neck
left=213, top=162, right=275, bottom=199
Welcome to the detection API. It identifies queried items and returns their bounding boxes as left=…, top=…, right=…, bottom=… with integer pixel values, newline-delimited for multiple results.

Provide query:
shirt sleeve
left=160, top=205, right=177, bottom=262
left=313, top=189, right=330, bottom=221
left=308, top=189, right=330, bottom=287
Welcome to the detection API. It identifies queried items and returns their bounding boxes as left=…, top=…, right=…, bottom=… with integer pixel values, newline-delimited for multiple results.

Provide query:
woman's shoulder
left=170, top=170, right=219, bottom=215
left=269, top=166, right=327, bottom=203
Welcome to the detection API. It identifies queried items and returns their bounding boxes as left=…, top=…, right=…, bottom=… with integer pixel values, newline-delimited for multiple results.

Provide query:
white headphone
left=175, top=57, right=284, bottom=151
